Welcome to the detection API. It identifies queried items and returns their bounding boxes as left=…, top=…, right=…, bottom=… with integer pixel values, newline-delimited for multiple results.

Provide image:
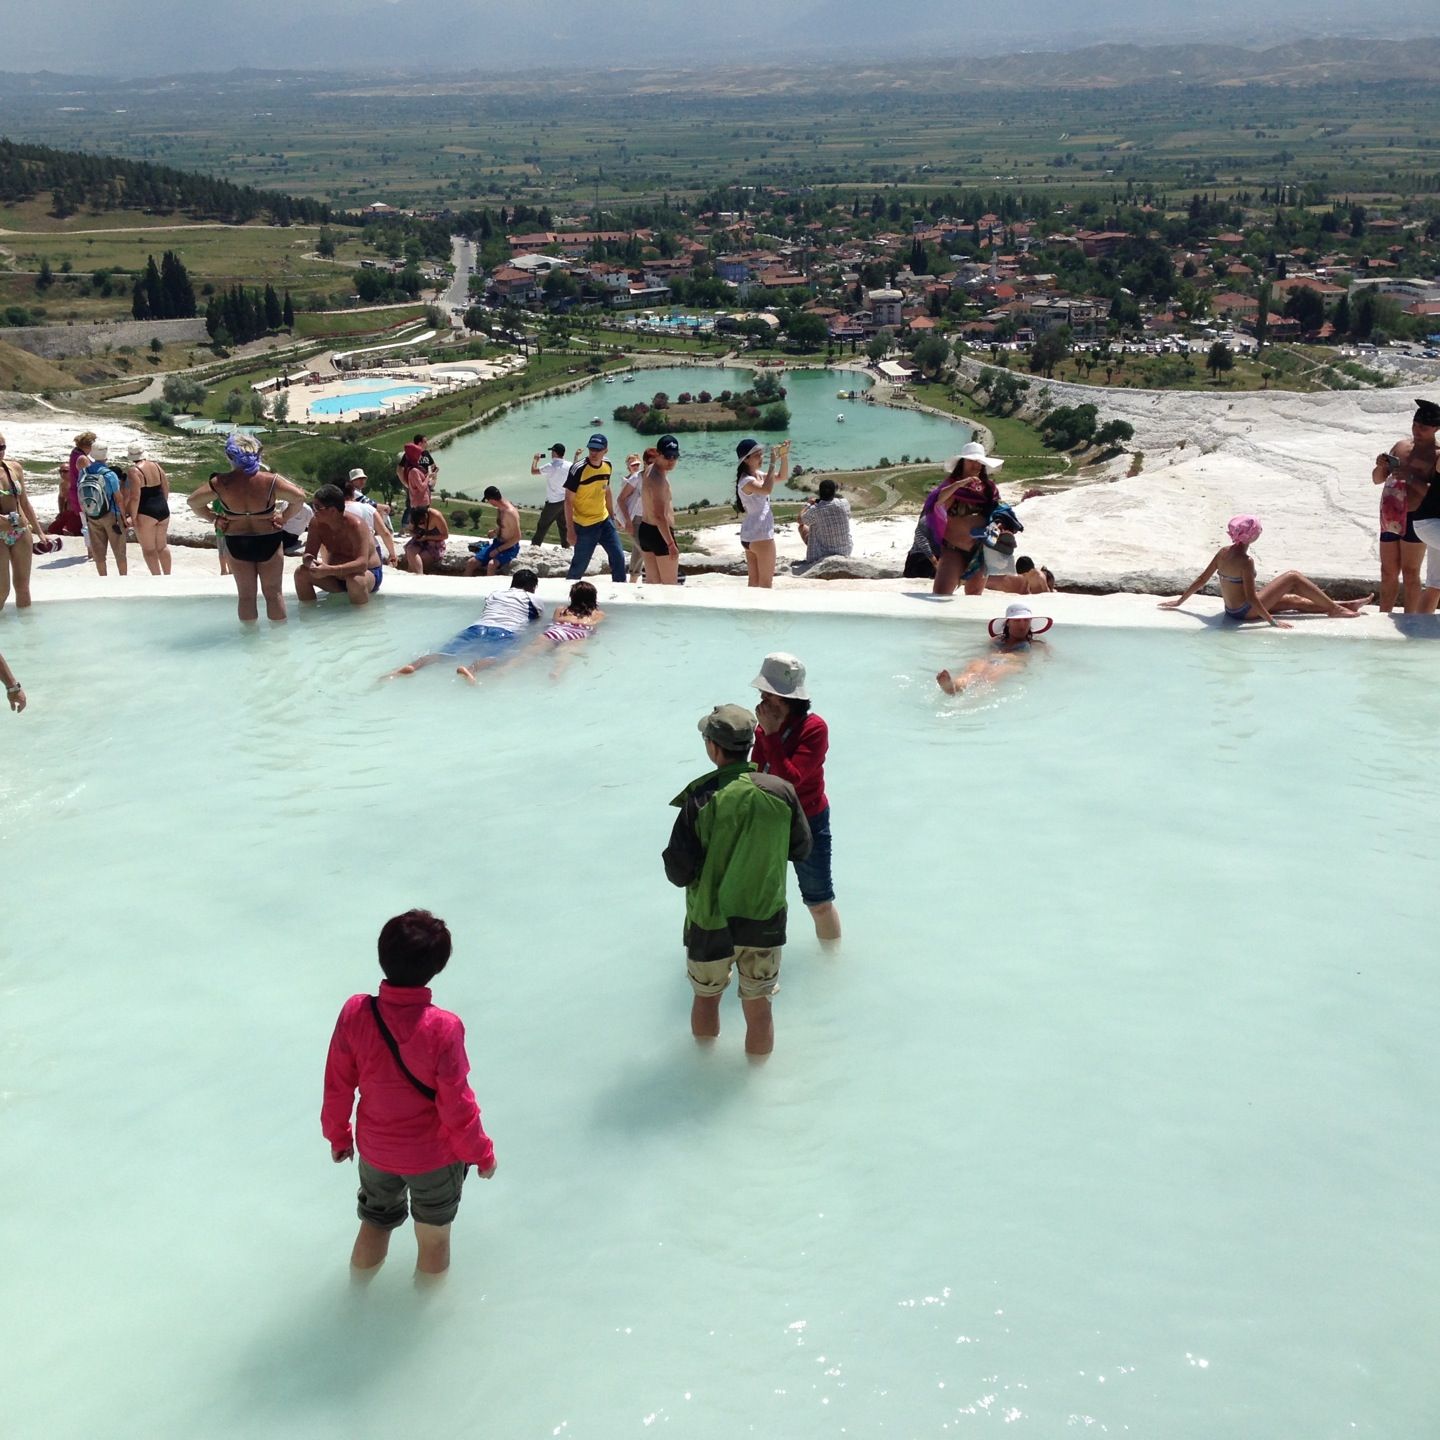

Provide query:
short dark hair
left=413, top=433, right=427, bottom=444
left=712, top=741, right=751, bottom=764
left=482, top=485, right=503, bottom=501
left=377, top=908, right=452, bottom=987
left=817, top=479, right=838, bottom=501
left=1015, top=555, right=1035, bottom=573
left=551, top=443, right=566, bottom=457
left=313, top=483, right=345, bottom=511
left=510, top=567, right=539, bottom=592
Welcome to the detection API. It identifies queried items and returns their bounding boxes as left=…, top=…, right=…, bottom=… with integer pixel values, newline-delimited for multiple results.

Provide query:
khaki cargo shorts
left=687, top=945, right=781, bottom=1000
left=356, top=1157, right=466, bottom=1229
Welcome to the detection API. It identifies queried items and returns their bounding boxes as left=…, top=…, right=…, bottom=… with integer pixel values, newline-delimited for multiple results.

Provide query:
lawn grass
left=570, top=326, right=732, bottom=356
left=908, top=389, right=1068, bottom=483
left=293, top=305, right=430, bottom=338
left=4, top=223, right=338, bottom=299
left=0, top=200, right=200, bottom=233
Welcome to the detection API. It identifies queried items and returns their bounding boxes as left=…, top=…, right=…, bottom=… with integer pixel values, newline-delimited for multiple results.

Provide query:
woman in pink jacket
left=322, top=909, right=497, bottom=1277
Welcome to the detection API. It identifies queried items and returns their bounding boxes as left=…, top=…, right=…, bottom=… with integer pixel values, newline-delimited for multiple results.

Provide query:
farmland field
left=1, top=68, right=1437, bottom=212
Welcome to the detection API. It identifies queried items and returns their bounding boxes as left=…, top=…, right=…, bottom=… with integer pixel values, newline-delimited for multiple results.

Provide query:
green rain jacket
left=663, top=761, right=813, bottom=961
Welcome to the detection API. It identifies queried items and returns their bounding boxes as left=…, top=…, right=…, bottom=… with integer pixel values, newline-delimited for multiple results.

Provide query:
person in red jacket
left=322, top=909, right=497, bottom=1277
left=751, top=652, right=841, bottom=947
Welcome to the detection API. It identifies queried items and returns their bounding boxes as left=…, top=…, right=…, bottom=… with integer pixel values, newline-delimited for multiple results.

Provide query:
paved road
left=438, top=235, right=476, bottom=327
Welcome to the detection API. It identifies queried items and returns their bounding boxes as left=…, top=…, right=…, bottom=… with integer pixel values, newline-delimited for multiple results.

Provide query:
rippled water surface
left=2, top=597, right=1436, bottom=1439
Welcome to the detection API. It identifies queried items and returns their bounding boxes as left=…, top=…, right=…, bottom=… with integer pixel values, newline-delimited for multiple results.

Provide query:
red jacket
left=751, top=712, right=829, bottom=817
left=321, top=981, right=495, bottom=1174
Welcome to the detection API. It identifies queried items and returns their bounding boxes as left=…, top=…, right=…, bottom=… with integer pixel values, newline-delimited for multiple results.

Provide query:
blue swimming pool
left=311, top=384, right=429, bottom=416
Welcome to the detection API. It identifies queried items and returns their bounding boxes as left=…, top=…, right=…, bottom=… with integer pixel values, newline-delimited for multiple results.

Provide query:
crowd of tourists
left=7, top=395, right=1439, bottom=1284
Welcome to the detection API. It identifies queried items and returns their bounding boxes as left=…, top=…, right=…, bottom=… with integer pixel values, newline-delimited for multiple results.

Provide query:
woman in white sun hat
left=936, top=601, right=1052, bottom=694
left=921, top=441, right=1010, bottom=598
left=750, top=651, right=840, bottom=946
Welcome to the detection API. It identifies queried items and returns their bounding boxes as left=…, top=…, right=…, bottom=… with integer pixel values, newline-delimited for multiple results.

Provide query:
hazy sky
left=1, top=0, right=1431, bottom=74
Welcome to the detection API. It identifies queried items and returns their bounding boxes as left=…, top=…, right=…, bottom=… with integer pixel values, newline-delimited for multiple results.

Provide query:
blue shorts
left=793, top=805, right=835, bottom=906
left=371, top=565, right=383, bottom=592
left=439, top=623, right=520, bottom=659
left=475, top=540, right=521, bottom=570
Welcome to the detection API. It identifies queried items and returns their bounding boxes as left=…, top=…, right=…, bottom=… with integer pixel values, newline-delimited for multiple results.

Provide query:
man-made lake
left=437, top=366, right=971, bottom=507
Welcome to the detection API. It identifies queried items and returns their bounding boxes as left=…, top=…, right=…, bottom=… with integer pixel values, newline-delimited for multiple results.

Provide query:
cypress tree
left=160, top=250, right=195, bottom=318
left=143, top=255, right=163, bottom=320
left=282, top=291, right=294, bottom=329
left=263, top=283, right=282, bottom=331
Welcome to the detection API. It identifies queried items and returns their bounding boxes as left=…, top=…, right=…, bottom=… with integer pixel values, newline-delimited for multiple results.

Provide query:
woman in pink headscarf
left=1159, top=515, right=1371, bottom=625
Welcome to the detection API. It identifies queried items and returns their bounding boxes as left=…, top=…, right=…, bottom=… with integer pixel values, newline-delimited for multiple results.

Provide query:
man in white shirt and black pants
left=531, top=443, right=571, bottom=549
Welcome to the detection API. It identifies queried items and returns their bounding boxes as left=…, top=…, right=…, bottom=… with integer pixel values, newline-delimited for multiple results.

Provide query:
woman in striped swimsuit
left=542, top=581, right=605, bottom=678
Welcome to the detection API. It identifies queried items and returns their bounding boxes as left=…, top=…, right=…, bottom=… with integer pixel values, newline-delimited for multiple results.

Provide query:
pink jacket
left=321, top=981, right=496, bottom=1174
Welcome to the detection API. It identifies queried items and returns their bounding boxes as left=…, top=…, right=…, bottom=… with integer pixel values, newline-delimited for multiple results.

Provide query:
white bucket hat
left=348, top=467, right=368, bottom=482
left=988, top=601, right=1053, bottom=639
left=89, top=441, right=109, bottom=462
left=126, top=441, right=147, bottom=462
left=751, top=651, right=809, bottom=701
left=945, top=440, right=1005, bottom=473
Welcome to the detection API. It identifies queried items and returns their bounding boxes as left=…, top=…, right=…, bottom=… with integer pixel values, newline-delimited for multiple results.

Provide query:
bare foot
left=384, top=664, right=417, bottom=680
left=456, top=665, right=478, bottom=684
left=936, top=669, right=958, bottom=695
left=1339, top=594, right=1373, bottom=613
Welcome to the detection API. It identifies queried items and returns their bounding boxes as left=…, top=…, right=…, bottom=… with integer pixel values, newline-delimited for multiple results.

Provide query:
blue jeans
left=793, top=806, right=834, bottom=906
left=568, top=518, right=627, bottom=583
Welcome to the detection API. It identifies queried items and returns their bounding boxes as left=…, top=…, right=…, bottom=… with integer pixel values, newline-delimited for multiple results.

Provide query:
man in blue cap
left=564, top=432, right=627, bottom=583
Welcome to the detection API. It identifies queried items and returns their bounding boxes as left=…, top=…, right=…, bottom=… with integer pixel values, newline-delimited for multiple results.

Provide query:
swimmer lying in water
left=384, top=569, right=544, bottom=681
left=1158, top=516, right=1371, bottom=626
left=936, top=602, right=1051, bottom=694
left=540, top=581, right=605, bottom=679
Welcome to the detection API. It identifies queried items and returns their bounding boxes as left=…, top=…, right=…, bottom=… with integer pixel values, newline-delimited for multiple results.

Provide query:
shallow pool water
left=3, top=597, right=1436, bottom=1439
left=439, top=366, right=969, bottom=506
left=311, top=384, right=430, bottom=416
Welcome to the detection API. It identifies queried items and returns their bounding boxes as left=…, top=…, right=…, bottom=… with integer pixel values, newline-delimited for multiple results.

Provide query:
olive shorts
left=356, top=1157, right=466, bottom=1229
left=687, top=945, right=781, bottom=1000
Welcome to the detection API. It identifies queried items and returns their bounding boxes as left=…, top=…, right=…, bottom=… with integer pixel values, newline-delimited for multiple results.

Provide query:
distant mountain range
left=0, top=0, right=1436, bottom=78
left=1, top=36, right=1437, bottom=99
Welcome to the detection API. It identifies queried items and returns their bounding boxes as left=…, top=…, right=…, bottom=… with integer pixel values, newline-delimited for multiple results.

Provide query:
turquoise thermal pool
left=438, top=365, right=971, bottom=506
left=311, top=383, right=431, bottom=416
left=3, top=596, right=1435, bottom=1439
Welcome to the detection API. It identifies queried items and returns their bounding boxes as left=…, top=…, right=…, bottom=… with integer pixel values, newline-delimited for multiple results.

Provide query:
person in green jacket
left=663, top=704, right=812, bottom=1057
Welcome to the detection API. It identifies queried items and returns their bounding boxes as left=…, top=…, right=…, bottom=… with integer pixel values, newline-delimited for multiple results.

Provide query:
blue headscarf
left=225, top=433, right=262, bottom=476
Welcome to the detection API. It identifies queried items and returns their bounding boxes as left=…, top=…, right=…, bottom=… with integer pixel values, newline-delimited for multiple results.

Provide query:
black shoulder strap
left=368, top=996, right=437, bottom=1101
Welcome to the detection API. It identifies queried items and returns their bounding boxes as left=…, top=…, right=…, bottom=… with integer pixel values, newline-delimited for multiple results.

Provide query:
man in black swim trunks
left=638, top=434, right=681, bottom=585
